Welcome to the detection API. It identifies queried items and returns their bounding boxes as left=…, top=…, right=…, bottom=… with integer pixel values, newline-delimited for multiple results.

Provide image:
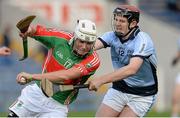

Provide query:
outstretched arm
left=88, top=57, right=143, bottom=91
left=16, top=67, right=82, bottom=85
left=17, top=51, right=100, bottom=85
left=94, top=39, right=104, bottom=50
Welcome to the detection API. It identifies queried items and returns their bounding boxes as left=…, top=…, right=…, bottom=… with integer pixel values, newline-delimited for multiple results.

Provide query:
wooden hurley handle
left=74, top=84, right=89, bottom=89
left=16, top=15, right=36, bottom=61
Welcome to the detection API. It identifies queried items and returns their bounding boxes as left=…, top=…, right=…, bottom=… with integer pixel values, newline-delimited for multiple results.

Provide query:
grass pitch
left=0, top=110, right=171, bottom=117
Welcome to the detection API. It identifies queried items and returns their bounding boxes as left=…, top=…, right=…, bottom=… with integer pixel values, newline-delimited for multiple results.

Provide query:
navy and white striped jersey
left=99, top=27, right=158, bottom=96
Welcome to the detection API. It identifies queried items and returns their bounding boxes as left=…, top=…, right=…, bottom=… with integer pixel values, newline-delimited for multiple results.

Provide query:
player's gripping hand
left=16, top=72, right=33, bottom=85
left=19, top=26, right=35, bottom=39
left=88, top=78, right=102, bottom=91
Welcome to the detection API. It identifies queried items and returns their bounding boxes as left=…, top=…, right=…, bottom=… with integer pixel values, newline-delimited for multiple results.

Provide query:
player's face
left=73, top=38, right=94, bottom=56
left=113, top=15, right=130, bottom=36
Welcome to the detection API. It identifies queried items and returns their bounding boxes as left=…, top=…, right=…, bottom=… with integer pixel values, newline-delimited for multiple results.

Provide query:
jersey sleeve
left=73, top=52, right=100, bottom=77
left=33, top=25, right=72, bottom=49
left=132, top=32, right=154, bottom=58
left=99, top=32, right=115, bottom=48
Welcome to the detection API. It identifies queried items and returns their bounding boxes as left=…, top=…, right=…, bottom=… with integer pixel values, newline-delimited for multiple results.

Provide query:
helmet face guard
left=114, top=8, right=132, bottom=20
left=113, top=5, right=140, bottom=23
left=70, top=19, right=97, bottom=57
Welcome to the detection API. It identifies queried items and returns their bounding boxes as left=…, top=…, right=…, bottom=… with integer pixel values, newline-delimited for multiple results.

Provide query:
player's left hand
left=16, top=72, right=33, bottom=85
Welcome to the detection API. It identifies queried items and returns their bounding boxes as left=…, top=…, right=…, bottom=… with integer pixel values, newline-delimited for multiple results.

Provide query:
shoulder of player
left=136, top=31, right=151, bottom=39
left=88, top=51, right=100, bottom=58
left=102, top=31, right=115, bottom=37
left=85, top=51, right=100, bottom=65
left=98, top=31, right=115, bottom=43
left=35, top=25, right=73, bottom=40
left=134, top=31, right=153, bottom=43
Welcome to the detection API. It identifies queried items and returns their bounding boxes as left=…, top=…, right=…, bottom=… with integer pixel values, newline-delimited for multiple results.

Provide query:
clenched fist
left=16, top=72, right=33, bottom=85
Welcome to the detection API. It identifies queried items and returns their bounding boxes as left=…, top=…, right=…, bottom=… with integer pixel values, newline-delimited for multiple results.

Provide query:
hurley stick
left=16, top=15, right=36, bottom=61
left=59, top=84, right=89, bottom=91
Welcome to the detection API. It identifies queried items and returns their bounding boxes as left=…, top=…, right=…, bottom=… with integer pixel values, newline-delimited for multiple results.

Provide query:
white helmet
left=74, top=19, right=97, bottom=42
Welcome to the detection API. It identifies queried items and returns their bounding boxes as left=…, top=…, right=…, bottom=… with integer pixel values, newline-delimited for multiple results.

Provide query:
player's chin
left=76, top=51, right=88, bottom=56
left=116, top=29, right=123, bottom=34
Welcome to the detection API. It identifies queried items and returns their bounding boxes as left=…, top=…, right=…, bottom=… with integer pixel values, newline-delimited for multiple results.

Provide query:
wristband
left=29, top=76, right=33, bottom=81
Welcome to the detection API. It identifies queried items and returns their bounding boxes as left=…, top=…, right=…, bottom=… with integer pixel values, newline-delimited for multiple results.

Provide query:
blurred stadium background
left=1, top=0, right=180, bottom=117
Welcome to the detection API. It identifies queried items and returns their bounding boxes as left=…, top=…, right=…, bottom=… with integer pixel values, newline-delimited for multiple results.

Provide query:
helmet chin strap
left=115, top=25, right=135, bottom=39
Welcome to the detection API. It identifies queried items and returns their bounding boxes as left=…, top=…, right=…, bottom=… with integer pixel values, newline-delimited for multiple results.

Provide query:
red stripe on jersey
left=73, top=52, right=100, bottom=76
left=34, top=25, right=73, bottom=41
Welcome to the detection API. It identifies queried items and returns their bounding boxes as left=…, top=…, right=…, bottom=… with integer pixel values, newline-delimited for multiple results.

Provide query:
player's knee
left=7, top=111, right=18, bottom=117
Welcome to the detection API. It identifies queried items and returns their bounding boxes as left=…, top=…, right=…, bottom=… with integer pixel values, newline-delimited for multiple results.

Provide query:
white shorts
left=9, top=83, right=68, bottom=117
left=175, top=73, right=180, bottom=84
left=102, top=88, right=157, bottom=117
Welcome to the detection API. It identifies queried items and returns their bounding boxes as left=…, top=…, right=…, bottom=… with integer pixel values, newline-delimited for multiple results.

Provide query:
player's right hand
left=19, top=32, right=28, bottom=39
left=16, top=72, right=32, bottom=85
left=19, top=26, right=35, bottom=39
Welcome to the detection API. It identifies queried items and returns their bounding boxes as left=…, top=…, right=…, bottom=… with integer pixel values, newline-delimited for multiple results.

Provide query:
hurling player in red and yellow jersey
left=8, top=19, right=100, bottom=117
